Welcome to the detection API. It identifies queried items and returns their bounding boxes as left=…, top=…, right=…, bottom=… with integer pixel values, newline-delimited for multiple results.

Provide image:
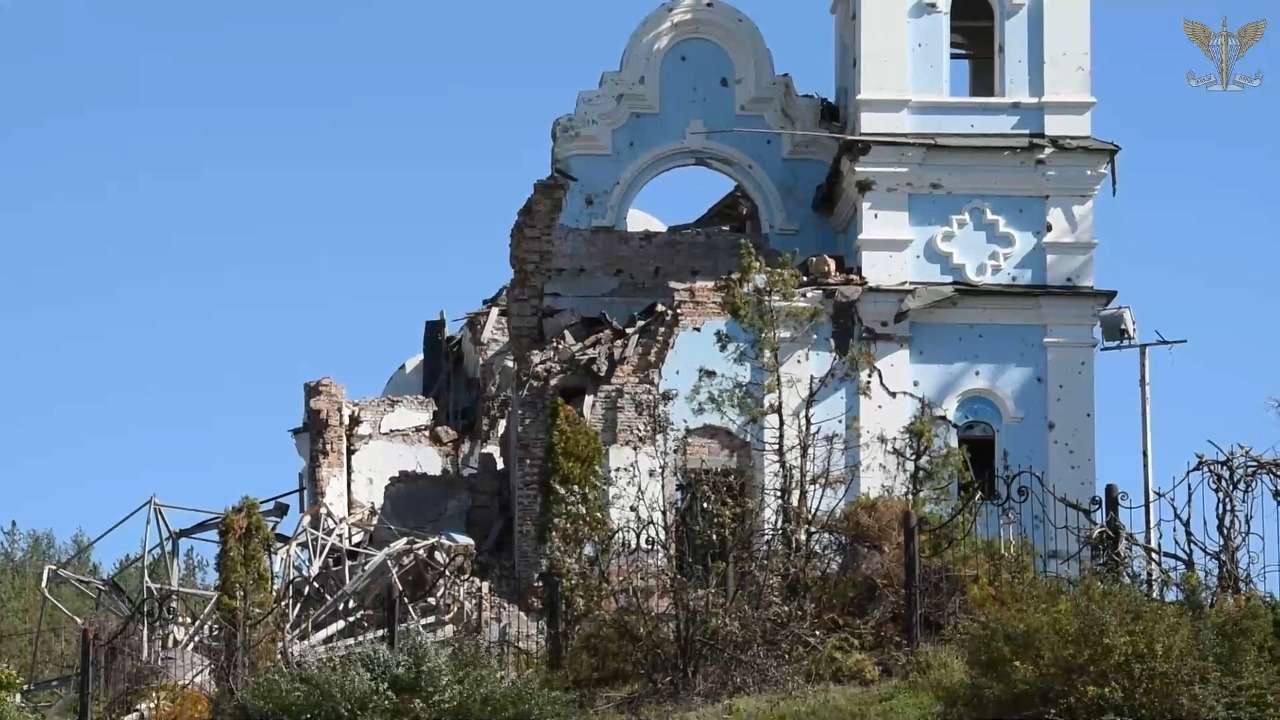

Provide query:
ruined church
left=294, top=0, right=1117, bottom=586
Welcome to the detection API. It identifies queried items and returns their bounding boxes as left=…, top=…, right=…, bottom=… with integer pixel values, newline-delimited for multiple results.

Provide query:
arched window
left=958, top=420, right=997, bottom=498
left=677, top=426, right=755, bottom=590
left=629, top=166, right=760, bottom=234
left=950, top=0, right=998, bottom=97
left=954, top=393, right=1005, bottom=498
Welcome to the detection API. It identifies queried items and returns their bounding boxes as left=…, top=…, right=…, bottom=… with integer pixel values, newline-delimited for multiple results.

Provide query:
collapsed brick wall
left=304, top=378, right=350, bottom=518
left=505, top=176, right=761, bottom=587
left=302, top=176, right=848, bottom=592
left=507, top=177, right=569, bottom=587
left=300, top=380, right=508, bottom=559
left=509, top=176, right=568, bottom=360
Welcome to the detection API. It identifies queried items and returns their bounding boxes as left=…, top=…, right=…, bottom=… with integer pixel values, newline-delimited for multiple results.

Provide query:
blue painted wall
left=559, top=38, right=838, bottom=259
left=909, top=322, right=1048, bottom=471
left=663, top=319, right=1049, bottom=494
left=660, top=318, right=861, bottom=500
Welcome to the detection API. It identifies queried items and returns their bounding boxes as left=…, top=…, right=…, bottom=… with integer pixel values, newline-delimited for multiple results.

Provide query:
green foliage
left=0, top=522, right=100, bottom=677
left=0, top=664, right=36, bottom=720
left=0, top=666, right=19, bottom=697
left=545, top=398, right=609, bottom=566
left=880, top=406, right=969, bottom=506
left=695, top=242, right=828, bottom=426
left=563, top=620, right=643, bottom=691
left=675, top=465, right=755, bottom=588
left=0, top=703, right=36, bottom=720
left=216, top=498, right=278, bottom=703
left=1202, top=594, right=1280, bottom=718
left=908, top=645, right=969, bottom=702
left=545, top=398, right=610, bottom=634
left=112, top=545, right=213, bottom=616
left=804, top=635, right=879, bottom=687
left=236, top=640, right=574, bottom=720
left=930, top=575, right=1280, bottom=720
left=651, top=684, right=939, bottom=720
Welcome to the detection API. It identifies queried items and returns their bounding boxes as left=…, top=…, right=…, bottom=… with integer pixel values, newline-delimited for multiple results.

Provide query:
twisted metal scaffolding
left=24, top=490, right=542, bottom=714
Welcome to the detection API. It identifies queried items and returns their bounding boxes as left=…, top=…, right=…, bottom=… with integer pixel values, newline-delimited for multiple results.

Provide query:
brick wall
left=505, top=177, right=761, bottom=589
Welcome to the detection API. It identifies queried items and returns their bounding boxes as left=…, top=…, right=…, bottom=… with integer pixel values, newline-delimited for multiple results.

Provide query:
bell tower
left=827, top=0, right=1116, bottom=501
left=832, top=0, right=1094, bottom=136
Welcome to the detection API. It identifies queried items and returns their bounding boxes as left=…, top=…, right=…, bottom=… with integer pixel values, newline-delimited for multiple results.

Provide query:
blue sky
left=0, top=1, right=1276, bottom=562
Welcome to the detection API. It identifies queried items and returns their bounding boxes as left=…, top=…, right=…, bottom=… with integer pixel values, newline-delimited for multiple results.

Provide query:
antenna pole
left=1139, top=345, right=1157, bottom=596
left=1101, top=334, right=1187, bottom=597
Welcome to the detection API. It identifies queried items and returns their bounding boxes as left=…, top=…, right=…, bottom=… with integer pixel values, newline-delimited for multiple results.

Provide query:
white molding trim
left=882, top=96, right=1035, bottom=108
left=859, top=235, right=916, bottom=252
left=552, top=0, right=837, bottom=163
left=598, top=121, right=797, bottom=234
left=856, top=95, right=1099, bottom=111
left=1041, top=239, right=1099, bottom=255
left=1044, top=337, right=1099, bottom=349
left=944, top=387, right=1024, bottom=425
left=931, top=202, right=1019, bottom=284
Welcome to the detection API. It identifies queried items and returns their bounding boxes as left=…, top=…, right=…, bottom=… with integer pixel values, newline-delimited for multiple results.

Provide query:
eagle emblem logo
left=1185, top=17, right=1267, bottom=91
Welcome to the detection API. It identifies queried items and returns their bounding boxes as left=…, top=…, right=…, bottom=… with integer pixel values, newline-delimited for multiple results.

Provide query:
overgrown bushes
left=0, top=665, right=34, bottom=720
left=922, top=576, right=1280, bottom=720
left=233, top=640, right=574, bottom=720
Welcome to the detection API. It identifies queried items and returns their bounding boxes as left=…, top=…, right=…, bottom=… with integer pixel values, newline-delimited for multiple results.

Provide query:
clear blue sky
left=1, top=1, right=1276, bottom=562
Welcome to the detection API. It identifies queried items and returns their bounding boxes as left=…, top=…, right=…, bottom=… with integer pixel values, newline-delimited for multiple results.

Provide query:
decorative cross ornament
left=931, top=202, right=1019, bottom=284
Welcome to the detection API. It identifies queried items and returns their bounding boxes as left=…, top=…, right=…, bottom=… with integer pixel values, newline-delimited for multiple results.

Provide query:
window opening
left=951, top=0, right=997, bottom=97
left=958, top=420, right=998, bottom=498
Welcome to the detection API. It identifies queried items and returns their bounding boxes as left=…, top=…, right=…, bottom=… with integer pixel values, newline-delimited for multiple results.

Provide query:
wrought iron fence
left=911, top=457, right=1280, bottom=645
left=1115, top=447, right=1280, bottom=600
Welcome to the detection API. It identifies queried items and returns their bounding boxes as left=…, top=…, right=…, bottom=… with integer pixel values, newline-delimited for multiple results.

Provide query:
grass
left=595, top=684, right=940, bottom=720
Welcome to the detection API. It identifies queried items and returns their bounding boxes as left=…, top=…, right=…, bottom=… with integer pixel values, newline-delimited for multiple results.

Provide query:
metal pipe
left=77, top=626, right=93, bottom=720
left=1140, top=346, right=1157, bottom=596
left=141, top=498, right=154, bottom=661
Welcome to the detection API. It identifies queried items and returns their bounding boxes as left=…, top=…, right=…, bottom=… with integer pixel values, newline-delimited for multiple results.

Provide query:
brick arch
left=679, top=424, right=753, bottom=473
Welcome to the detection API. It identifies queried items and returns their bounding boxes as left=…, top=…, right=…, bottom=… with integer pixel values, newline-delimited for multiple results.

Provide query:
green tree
left=214, top=498, right=277, bottom=707
left=544, top=398, right=610, bottom=638
left=0, top=523, right=100, bottom=681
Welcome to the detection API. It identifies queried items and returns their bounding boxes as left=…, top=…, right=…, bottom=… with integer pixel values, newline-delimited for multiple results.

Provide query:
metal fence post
left=385, top=580, right=401, bottom=652
left=1104, top=483, right=1122, bottom=576
left=903, top=509, right=921, bottom=652
left=77, top=626, right=93, bottom=720
left=543, top=573, right=564, bottom=671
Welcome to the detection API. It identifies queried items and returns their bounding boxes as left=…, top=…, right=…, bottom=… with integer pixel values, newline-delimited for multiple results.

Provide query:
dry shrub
left=824, top=497, right=909, bottom=646
left=146, top=686, right=213, bottom=720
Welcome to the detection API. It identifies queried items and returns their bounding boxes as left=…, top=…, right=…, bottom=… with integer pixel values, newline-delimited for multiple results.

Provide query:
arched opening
left=958, top=420, right=997, bottom=498
left=627, top=166, right=762, bottom=234
left=950, top=0, right=998, bottom=98
left=676, top=426, right=755, bottom=590
left=629, top=165, right=757, bottom=229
